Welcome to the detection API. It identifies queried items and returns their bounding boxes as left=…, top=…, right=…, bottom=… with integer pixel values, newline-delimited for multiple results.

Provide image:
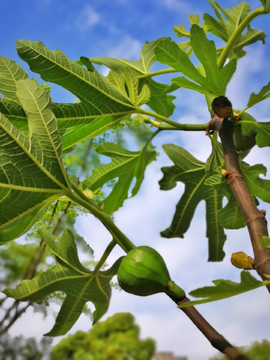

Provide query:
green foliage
left=89, top=38, right=177, bottom=117
left=155, top=26, right=236, bottom=97
left=1, top=0, right=270, bottom=342
left=210, top=339, right=270, bottom=360
left=82, top=142, right=157, bottom=213
left=159, top=143, right=226, bottom=261
left=203, top=1, right=266, bottom=60
left=4, top=230, right=123, bottom=336
left=0, top=242, right=43, bottom=288
left=179, top=271, right=270, bottom=308
left=16, top=40, right=137, bottom=120
left=233, top=112, right=257, bottom=152
left=0, top=79, right=70, bottom=243
left=50, top=312, right=155, bottom=360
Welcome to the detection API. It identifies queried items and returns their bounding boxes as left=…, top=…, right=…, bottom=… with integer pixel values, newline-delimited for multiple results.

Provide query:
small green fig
left=233, top=112, right=257, bottom=153
left=117, top=246, right=185, bottom=301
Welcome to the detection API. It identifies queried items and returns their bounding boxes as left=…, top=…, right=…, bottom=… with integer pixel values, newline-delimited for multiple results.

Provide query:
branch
left=174, top=297, right=249, bottom=360
left=217, top=7, right=266, bottom=69
left=0, top=301, right=31, bottom=336
left=209, top=100, right=270, bottom=284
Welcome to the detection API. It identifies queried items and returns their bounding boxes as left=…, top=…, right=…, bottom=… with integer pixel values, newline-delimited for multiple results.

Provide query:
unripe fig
left=233, top=112, right=257, bottom=153
left=117, top=246, right=185, bottom=301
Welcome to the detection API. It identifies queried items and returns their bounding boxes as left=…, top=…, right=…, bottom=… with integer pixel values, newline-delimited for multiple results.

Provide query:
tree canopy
left=50, top=312, right=155, bottom=360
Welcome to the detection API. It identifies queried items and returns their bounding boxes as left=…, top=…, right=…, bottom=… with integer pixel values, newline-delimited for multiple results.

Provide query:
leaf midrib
left=18, top=41, right=138, bottom=111
left=0, top=119, right=67, bottom=190
left=173, top=172, right=207, bottom=236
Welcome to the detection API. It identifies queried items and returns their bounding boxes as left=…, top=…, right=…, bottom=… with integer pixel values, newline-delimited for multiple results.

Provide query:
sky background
left=1, top=0, right=270, bottom=359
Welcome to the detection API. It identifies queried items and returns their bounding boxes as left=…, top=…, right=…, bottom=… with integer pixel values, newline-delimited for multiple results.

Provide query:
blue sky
left=2, top=1, right=270, bottom=359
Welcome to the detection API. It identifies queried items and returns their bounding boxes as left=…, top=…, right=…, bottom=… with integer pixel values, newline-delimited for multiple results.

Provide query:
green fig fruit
left=233, top=112, right=257, bottom=153
left=117, top=246, right=185, bottom=301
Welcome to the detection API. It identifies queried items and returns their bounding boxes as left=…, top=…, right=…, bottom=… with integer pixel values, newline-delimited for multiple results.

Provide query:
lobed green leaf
left=179, top=271, right=270, bottom=308
left=155, top=26, right=236, bottom=97
left=90, top=39, right=177, bottom=117
left=204, top=174, right=246, bottom=229
left=90, top=39, right=165, bottom=76
left=241, top=161, right=270, bottom=203
left=4, top=229, right=123, bottom=336
left=159, top=144, right=226, bottom=261
left=246, top=81, right=270, bottom=109
left=203, top=0, right=266, bottom=60
left=0, top=56, right=28, bottom=101
left=83, top=142, right=157, bottom=213
left=0, top=79, right=70, bottom=243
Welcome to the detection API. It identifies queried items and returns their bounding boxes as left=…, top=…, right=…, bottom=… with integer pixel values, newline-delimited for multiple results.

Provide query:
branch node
left=205, top=121, right=214, bottom=135
left=246, top=214, right=265, bottom=223
left=225, top=171, right=243, bottom=184
left=255, top=258, right=270, bottom=271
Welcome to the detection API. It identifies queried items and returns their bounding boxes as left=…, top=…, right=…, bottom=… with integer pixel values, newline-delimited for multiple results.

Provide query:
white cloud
left=75, top=5, right=100, bottom=31
left=159, top=0, right=192, bottom=13
left=104, top=35, right=142, bottom=61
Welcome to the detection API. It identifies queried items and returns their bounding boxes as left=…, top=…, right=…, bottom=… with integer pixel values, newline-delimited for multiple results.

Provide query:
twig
left=176, top=297, right=249, bottom=360
left=0, top=302, right=31, bottom=336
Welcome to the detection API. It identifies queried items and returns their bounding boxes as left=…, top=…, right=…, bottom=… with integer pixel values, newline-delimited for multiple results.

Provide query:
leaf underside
left=4, top=229, right=123, bottom=336
left=159, top=143, right=226, bottom=262
left=155, top=25, right=236, bottom=97
left=179, top=271, right=270, bottom=308
left=83, top=142, right=157, bottom=213
left=204, top=0, right=266, bottom=60
left=0, top=79, right=70, bottom=243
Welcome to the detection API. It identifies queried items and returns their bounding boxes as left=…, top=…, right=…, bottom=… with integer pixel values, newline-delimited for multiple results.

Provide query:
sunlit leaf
left=0, top=79, right=70, bottom=243
left=174, top=14, right=205, bottom=38
left=203, top=0, right=266, bottom=59
left=173, top=14, right=209, bottom=56
left=108, top=68, right=150, bottom=106
left=255, top=122, right=270, bottom=147
left=90, top=39, right=165, bottom=76
left=179, top=271, right=270, bottom=308
left=60, top=116, right=125, bottom=151
left=0, top=54, right=133, bottom=148
left=155, top=25, right=236, bottom=96
left=4, top=229, right=123, bottom=336
left=89, top=39, right=177, bottom=117
left=0, top=56, right=28, bottom=101
left=147, top=80, right=177, bottom=117
left=83, top=142, right=157, bottom=213
left=0, top=98, right=28, bottom=131
left=217, top=187, right=246, bottom=229
left=16, top=40, right=138, bottom=130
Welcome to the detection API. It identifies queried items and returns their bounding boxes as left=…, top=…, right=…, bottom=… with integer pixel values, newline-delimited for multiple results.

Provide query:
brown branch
left=0, top=301, right=31, bottom=336
left=209, top=109, right=270, bottom=283
left=173, top=297, right=249, bottom=360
